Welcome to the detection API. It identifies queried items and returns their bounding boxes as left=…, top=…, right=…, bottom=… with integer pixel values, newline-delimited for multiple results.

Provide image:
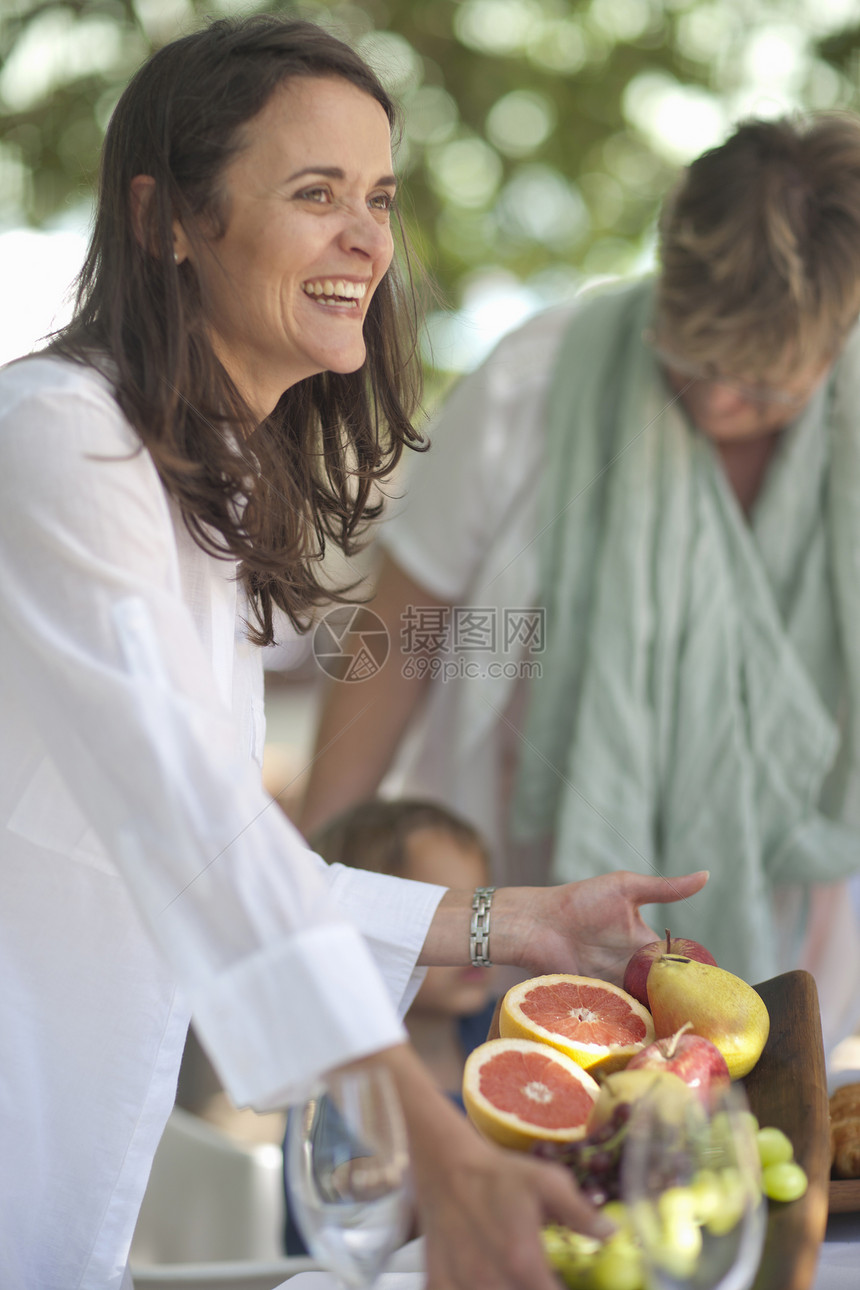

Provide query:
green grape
left=756, top=1126, right=794, bottom=1168
left=762, top=1161, right=808, bottom=1203
left=600, top=1200, right=633, bottom=1234
left=705, top=1166, right=749, bottom=1236
left=542, top=1225, right=567, bottom=1265
left=712, top=1109, right=759, bottom=1152
left=589, top=1232, right=644, bottom=1290
left=657, top=1186, right=697, bottom=1226
left=628, top=1198, right=661, bottom=1251
left=689, top=1169, right=723, bottom=1225
left=709, top=1111, right=733, bottom=1148
left=652, top=1216, right=702, bottom=1280
left=543, top=1226, right=601, bottom=1259
left=542, top=1226, right=600, bottom=1288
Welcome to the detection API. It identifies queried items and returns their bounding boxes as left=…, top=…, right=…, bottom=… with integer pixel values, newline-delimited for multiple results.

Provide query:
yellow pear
left=589, top=1067, right=693, bottom=1131
left=646, top=955, right=769, bottom=1079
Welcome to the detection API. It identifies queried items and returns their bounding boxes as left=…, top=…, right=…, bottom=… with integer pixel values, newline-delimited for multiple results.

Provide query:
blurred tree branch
left=2, top=0, right=860, bottom=363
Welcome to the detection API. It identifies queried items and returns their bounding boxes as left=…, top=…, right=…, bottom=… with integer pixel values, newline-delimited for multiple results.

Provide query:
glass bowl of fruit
left=620, top=1080, right=766, bottom=1290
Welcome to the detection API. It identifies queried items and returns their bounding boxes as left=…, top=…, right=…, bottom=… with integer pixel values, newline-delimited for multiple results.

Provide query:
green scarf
left=511, top=280, right=860, bottom=983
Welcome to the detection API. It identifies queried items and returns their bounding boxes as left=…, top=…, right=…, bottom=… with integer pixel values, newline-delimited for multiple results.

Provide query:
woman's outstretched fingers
left=628, top=869, right=710, bottom=909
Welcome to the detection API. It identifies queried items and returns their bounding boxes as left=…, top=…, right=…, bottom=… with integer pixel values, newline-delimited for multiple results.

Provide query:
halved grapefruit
left=462, top=1037, right=600, bottom=1150
left=499, top=974, right=655, bottom=1075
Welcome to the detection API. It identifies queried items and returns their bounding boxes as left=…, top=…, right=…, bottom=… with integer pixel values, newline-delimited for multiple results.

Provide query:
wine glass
left=621, top=1081, right=766, bottom=1290
left=285, top=1063, right=412, bottom=1288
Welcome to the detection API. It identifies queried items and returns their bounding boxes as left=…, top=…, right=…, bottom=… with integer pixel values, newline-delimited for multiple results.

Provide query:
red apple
left=626, top=1022, right=731, bottom=1101
left=623, top=929, right=717, bottom=1009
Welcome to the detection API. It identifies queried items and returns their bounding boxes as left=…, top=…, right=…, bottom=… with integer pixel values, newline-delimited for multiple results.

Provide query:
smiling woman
left=0, top=14, right=713, bottom=1290
left=53, top=15, right=423, bottom=647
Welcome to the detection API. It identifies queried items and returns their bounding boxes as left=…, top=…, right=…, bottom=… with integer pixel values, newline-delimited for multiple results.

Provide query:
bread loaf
left=830, top=1083, right=860, bottom=1178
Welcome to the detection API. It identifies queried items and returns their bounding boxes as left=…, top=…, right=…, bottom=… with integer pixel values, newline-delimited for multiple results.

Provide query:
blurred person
left=283, top=798, right=499, bottom=1255
left=310, top=798, right=500, bottom=1099
left=300, top=113, right=860, bottom=1053
left=0, top=15, right=709, bottom=1289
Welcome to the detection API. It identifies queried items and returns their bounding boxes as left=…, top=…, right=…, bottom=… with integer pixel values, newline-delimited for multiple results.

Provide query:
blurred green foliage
left=3, top=0, right=860, bottom=353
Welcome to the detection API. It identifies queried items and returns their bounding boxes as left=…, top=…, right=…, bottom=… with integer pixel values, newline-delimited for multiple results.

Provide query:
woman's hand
left=495, top=869, right=709, bottom=985
left=376, top=1045, right=611, bottom=1290
left=420, top=870, right=709, bottom=986
left=419, top=1134, right=609, bottom=1290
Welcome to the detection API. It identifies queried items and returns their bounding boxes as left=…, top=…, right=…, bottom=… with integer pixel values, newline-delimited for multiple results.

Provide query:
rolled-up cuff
left=189, top=922, right=407, bottom=1110
left=326, top=864, right=446, bottom=1016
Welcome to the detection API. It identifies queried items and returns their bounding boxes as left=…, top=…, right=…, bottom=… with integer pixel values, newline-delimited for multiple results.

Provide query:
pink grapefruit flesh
left=462, top=1037, right=600, bottom=1150
left=500, top=974, right=655, bottom=1074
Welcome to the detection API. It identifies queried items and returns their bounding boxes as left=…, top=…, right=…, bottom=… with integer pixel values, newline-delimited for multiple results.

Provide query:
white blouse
left=0, top=356, right=443, bottom=1290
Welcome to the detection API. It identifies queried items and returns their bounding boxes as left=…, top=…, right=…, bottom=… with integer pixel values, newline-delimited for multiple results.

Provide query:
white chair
left=130, top=1107, right=288, bottom=1267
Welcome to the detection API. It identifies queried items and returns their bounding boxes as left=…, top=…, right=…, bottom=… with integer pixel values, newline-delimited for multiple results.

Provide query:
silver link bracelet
left=470, top=886, right=497, bottom=967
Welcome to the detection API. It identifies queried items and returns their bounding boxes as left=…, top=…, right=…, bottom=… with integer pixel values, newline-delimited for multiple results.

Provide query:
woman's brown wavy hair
left=51, top=15, right=424, bottom=645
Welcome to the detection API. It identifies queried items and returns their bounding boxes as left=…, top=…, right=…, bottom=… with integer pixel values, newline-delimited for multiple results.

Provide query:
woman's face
left=185, top=75, right=396, bottom=417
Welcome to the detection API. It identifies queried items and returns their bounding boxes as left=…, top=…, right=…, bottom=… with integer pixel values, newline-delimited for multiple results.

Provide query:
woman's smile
left=301, top=277, right=369, bottom=306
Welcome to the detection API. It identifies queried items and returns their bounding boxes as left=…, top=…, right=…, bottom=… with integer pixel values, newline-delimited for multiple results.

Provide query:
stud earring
left=174, top=251, right=180, bottom=264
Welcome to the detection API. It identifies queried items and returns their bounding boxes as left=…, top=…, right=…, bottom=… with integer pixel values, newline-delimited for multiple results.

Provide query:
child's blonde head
left=310, top=798, right=488, bottom=878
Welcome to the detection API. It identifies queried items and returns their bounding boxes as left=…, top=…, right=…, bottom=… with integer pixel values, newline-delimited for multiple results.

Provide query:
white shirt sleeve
left=0, top=358, right=444, bottom=1110
left=380, top=305, right=576, bottom=602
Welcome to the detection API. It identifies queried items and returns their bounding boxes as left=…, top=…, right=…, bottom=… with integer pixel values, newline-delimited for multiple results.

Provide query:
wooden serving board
left=829, top=1178, right=860, bottom=1213
left=743, top=970, right=830, bottom=1290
